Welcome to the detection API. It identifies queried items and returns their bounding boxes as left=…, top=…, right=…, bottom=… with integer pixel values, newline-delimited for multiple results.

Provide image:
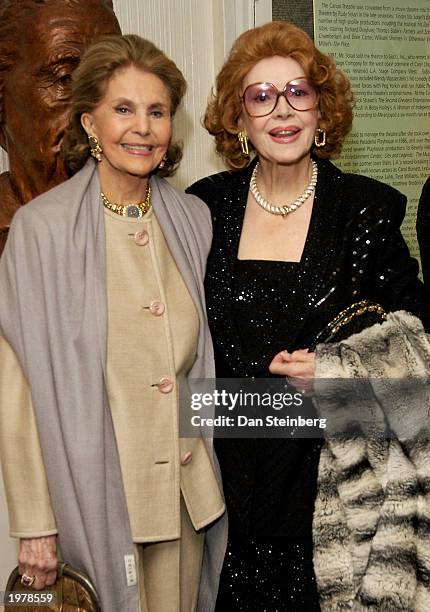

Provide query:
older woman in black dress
left=187, top=21, right=430, bottom=611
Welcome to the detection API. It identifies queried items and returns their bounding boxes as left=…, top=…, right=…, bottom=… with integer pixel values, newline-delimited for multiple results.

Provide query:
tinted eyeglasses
left=241, top=78, right=319, bottom=117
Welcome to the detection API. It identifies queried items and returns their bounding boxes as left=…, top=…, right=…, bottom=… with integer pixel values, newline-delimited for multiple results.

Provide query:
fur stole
left=313, top=311, right=430, bottom=611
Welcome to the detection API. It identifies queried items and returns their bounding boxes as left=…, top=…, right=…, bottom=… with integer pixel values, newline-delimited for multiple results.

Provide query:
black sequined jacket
left=187, top=157, right=430, bottom=377
left=417, top=176, right=430, bottom=289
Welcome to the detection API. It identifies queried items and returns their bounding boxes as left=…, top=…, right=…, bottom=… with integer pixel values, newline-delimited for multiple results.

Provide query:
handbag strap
left=312, top=300, right=387, bottom=348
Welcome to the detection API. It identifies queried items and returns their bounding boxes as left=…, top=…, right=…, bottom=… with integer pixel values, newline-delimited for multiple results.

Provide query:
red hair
left=204, top=21, right=354, bottom=170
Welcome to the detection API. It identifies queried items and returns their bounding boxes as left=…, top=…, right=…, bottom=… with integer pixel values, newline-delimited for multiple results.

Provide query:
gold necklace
left=101, top=185, right=151, bottom=219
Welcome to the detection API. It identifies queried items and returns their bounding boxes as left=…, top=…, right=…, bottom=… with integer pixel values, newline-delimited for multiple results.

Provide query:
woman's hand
left=18, top=535, right=57, bottom=589
left=269, top=348, right=315, bottom=378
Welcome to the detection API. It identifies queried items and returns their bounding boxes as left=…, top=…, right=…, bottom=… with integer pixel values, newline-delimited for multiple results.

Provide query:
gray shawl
left=314, top=311, right=430, bottom=611
left=0, top=160, right=227, bottom=612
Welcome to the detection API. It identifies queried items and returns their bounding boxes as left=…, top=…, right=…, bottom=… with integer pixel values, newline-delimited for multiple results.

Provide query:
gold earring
left=158, top=154, right=167, bottom=169
left=88, top=135, right=103, bottom=162
left=238, top=131, right=249, bottom=156
left=314, top=128, right=326, bottom=148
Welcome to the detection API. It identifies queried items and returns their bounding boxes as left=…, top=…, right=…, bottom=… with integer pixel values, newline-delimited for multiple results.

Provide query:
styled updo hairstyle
left=204, top=21, right=354, bottom=170
left=62, top=33, right=186, bottom=176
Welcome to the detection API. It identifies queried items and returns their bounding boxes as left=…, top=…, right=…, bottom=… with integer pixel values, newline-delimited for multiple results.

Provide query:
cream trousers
left=136, top=496, right=204, bottom=612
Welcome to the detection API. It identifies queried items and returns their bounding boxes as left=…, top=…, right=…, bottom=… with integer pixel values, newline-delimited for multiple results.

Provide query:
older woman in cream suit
left=0, top=35, right=226, bottom=612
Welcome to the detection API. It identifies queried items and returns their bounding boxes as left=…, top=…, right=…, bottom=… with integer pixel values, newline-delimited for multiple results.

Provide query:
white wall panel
left=223, top=0, right=272, bottom=55
left=255, top=0, right=272, bottom=25
left=0, top=149, right=8, bottom=172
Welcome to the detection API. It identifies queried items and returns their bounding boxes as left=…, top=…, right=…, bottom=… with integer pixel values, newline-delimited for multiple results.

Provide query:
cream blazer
left=0, top=209, right=224, bottom=541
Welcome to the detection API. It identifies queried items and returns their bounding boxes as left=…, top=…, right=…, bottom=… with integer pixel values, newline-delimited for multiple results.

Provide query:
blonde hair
left=61, top=34, right=186, bottom=176
left=204, top=21, right=354, bottom=170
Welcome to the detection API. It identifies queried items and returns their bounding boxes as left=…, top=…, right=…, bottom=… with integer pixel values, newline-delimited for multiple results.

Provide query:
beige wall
left=0, top=0, right=271, bottom=588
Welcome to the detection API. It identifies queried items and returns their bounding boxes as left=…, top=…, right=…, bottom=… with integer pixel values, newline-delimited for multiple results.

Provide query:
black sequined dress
left=187, top=157, right=430, bottom=612
left=214, top=259, right=322, bottom=612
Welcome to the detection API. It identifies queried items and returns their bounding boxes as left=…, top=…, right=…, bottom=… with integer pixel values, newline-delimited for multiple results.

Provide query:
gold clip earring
left=158, top=154, right=167, bottom=169
left=88, top=135, right=103, bottom=162
left=238, top=131, right=249, bottom=156
left=314, top=128, right=326, bottom=148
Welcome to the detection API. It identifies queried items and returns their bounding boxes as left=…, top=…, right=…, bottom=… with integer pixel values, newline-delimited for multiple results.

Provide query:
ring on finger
left=21, top=573, right=35, bottom=587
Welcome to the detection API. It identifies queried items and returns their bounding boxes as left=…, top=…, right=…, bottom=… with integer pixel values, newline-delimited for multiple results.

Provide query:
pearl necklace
left=250, top=160, right=318, bottom=217
left=101, top=185, right=151, bottom=219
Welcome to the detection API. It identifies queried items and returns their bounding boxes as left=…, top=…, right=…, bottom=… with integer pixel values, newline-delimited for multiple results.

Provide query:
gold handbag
left=311, top=300, right=387, bottom=349
left=5, top=563, right=101, bottom=611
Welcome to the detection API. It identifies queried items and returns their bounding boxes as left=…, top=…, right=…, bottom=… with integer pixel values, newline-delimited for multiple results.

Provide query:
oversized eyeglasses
left=241, top=79, right=319, bottom=117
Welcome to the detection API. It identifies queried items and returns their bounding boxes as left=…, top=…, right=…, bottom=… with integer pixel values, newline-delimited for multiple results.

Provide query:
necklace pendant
left=101, top=186, right=151, bottom=219
left=123, top=204, right=143, bottom=219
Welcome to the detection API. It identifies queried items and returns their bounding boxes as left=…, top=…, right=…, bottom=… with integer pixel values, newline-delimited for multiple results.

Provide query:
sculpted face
left=1, top=0, right=121, bottom=197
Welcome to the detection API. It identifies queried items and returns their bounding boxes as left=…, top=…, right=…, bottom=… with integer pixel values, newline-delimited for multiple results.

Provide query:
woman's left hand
left=18, top=536, right=57, bottom=590
left=269, top=348, right=315, bottom=378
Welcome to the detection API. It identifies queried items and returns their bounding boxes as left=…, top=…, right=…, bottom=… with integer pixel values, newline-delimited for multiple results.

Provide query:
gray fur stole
left=314, top=311, right=430, bottom=611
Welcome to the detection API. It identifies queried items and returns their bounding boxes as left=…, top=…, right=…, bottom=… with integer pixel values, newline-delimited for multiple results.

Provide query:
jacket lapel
left=274, top=159, right=344, bottom=351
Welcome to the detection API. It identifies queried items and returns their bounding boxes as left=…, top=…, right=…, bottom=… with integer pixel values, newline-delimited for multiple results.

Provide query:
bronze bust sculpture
left=0, top=0, right=121, bottom=253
